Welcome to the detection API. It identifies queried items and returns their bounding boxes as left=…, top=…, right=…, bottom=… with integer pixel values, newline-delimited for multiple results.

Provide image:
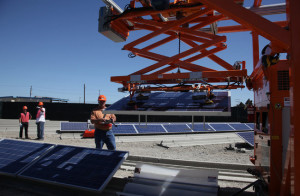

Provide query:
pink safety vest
left=36, top=109, right=46, bottom=119
left=21, top=112, right=30, bottom=123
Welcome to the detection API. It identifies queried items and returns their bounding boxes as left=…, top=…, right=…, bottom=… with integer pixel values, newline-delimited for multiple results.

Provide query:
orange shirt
left=90, top=107, right=116, bottom=130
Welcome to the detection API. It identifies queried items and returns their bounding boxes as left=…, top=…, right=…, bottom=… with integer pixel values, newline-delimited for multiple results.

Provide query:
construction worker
left=19, top=106, right=32, bottom=139
left=90, top=95, right=116, bottom=150
left=36, top=102, right=46, bottom=140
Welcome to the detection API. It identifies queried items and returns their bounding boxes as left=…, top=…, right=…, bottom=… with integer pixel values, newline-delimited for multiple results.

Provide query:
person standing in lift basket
left=90, top=95, right=116, bottom=150
left=36, top=102, right=46, bottom=140
left=19, top=106, right=32, bottom=139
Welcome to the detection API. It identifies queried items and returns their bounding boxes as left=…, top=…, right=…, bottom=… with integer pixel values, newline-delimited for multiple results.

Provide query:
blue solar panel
left=134, top=125, right=166, bottom=134
left=61, top=122, right=88, bottom=131
left=0, top=139, right=53, bottom=175
left=105, top=92, right=231, bottom=113
left=112, top=125, right=137, bottom=134
left=163, top=124, right=192, bottom=133
left=236, top=132, right=254, bottom=146
left=229, top=123, right=252, bottom=131
left=209, top=123, right=234, bottom=131
left=19, top=145, right=128, bottom=192
left=187, top=123, right=214, bottom=132
left=245, top=123, right=255, bottom=130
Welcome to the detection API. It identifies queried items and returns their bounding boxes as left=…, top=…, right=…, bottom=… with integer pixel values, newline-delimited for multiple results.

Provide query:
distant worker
left=36, top=102, right=46, bottom=140
left=90, top=95, right=116, bottom=150
left=19, top=106, right=32, bottom=139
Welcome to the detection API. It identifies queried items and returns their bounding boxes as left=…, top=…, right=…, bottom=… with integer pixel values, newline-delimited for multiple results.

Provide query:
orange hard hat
left=38, top=102, right=44, bottom=106
left=98, top=95, right=106, bottom=101
left=23, top=106, right=27, bottom=110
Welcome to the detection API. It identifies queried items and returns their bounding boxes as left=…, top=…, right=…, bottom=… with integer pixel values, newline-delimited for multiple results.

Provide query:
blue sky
left=0, top=0, right=285, bottom=104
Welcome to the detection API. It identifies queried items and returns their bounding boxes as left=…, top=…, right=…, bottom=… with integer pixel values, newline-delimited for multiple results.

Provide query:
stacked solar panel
left=0, top=139, right=129, bottom=192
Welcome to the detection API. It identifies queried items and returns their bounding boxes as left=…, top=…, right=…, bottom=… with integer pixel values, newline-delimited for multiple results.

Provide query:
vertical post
left=146, top=115, right=148, bottom=127
left=138, top=114, right=140, bottom=126
left=203, top=116, right=206, bottom=130
left=192, top=115, right=194, bottom=130
left=84, top=84, right=86, bottom=104
left=30, top=86, right=32, bottom=97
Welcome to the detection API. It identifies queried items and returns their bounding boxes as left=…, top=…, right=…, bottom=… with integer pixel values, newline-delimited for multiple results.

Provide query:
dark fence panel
left=0, top=102, right=247, bottom=122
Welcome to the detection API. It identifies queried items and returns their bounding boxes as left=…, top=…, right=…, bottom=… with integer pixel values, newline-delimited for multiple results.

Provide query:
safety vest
left=21, top=112, right=30, bottom=123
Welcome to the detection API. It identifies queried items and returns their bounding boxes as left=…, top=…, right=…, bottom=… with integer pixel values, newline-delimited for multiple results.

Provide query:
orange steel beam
left=180, top=38, right=234, bottom=71
left=133, top=23, right=210, bottom=43
left=131, top=85, right=244, bottom=92
left=111, top=70, right=247, bottom=84
left=217, top=21, right=288, bottom=34
left=131, top=36, right=226, bottom=75
left=288, top=0, right=300, bottom=195
left=198, top=0, right=290, bottom=51
left=117, top=3, right=205, bottom=20
left=129, top=47, right=215, bottom=72
left=123, top=8, right=213, bottom=50
left=130, top=17, right=220, bottom=40
left=252, top=31, right=259, bottom=70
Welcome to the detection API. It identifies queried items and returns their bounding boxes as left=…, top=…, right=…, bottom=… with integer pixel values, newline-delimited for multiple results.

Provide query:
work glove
left=19, top=123, right=22, bottom=127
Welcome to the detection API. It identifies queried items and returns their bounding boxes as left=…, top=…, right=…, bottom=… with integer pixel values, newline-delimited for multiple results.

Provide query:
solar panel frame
left=245, top=123, right=255, bottom=130
left=60, top=122, right=88, bottom=132
left=187, top=123, right=215, bottom=132
left=236, top=132, right=254, bottom=146
left=162, top=124, right=193, bottom=133
left=18, top=145, right=129, bottom=193
left=209, top=123, right=235, bottom=131
left=112, top=124, right=138, bottom=134
left=134, top=124, right=167, bottom=134
left=229, top=123, right=253, bottom=131
left=0, top=139, right=54, bottom=176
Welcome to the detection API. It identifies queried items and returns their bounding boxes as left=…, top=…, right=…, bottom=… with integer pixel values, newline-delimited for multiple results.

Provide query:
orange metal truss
left=108, top=1, right=249, bottom=93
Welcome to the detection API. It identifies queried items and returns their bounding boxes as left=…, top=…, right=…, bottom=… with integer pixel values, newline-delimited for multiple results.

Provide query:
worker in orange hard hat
left=36, top=102, right=46, bottom=140
left=19, top=106, right=32, bottom=139
left=90, top=95, right=116, bottom=150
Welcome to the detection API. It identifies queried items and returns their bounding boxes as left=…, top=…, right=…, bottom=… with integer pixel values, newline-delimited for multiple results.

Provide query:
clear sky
left=0, top=0, right=285, bottom=105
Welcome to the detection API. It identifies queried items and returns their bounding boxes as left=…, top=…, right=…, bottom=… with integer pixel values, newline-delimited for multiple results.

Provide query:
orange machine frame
left=99, top=0, right=299, bottom=195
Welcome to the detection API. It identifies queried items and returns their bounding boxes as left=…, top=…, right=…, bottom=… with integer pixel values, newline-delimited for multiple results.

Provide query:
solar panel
left=19, top=145, right=128, bottom=192
left=236, top=132, right=254, bottom=146
left=61, top=122, right=88, bottom=131
left=112, top=125, right=137, bottom=134
left=209, top=123, right=234, bottom=131
left=187, top=123, right=214, bottom=132
left=245, top=123, right=255, bottom=129
left=229, top=123, right=252, bottom=131
left=0, top=139, right=53, bottom=175
left=104, top=91, right=231, bottom=116
left=134, top=125, right=166, bottom=134
left=163, top=124, right=192, bottom=133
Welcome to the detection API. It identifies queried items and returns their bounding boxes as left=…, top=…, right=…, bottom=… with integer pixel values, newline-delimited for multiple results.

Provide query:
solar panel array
left=0, top=139, right=53, bottom=175
left=105, top=91, right=231, bottom=113
left=236, top=132, right=254, bottom=146
left=61, top=122, right=254, bottom=135
left=0, top=139, right=128, bottom=192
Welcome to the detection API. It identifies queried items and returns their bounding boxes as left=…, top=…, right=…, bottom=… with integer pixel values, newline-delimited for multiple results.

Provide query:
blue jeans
left=94, top=129, right=116, bottom=150
left=36, top=122, right=45, bottom=139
